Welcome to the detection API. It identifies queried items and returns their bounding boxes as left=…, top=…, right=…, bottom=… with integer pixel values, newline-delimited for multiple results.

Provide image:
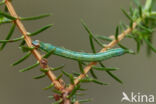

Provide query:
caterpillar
left=32, top=40, right=133, bottom=62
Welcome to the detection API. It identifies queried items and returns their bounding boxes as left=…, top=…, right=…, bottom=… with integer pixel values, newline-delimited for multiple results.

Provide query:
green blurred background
left=0, top=0, right=156, bottom=104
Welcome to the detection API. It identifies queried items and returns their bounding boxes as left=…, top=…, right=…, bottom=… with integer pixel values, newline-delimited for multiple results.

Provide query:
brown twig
left=67, top=22, right=137, bottom=92
left=4, top=0, right=64, bottom=93
left=5, top=1, right=72, bottom=103
left=4, top=1, right=73, bottom=103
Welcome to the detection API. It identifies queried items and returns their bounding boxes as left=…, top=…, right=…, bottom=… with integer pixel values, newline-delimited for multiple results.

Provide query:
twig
left=4, top=0, right=64, bottom=91
left=67, top=22, right=137, bottom=92
left=4, top=1, right=72, bottom=103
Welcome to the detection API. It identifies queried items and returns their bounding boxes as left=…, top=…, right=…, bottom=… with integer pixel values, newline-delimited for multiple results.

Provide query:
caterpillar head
left=32, top=40, right=40, bottom=48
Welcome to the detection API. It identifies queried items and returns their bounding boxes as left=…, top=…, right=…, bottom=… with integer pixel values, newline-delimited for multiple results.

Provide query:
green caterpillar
left=32, top=40, right=133, bottom=62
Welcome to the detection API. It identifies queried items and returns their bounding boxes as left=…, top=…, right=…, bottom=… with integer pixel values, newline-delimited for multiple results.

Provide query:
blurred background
left=0, top=0, right=156, bottom=104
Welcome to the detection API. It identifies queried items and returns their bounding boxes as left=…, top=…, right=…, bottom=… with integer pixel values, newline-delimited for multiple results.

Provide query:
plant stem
left=67, top=22, right=137, bottom=92
left=4, top=1, right=72, bottom=103
left=4, top=0, right=64, bottom=92
left=67, top=0, right=152, bottom=92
